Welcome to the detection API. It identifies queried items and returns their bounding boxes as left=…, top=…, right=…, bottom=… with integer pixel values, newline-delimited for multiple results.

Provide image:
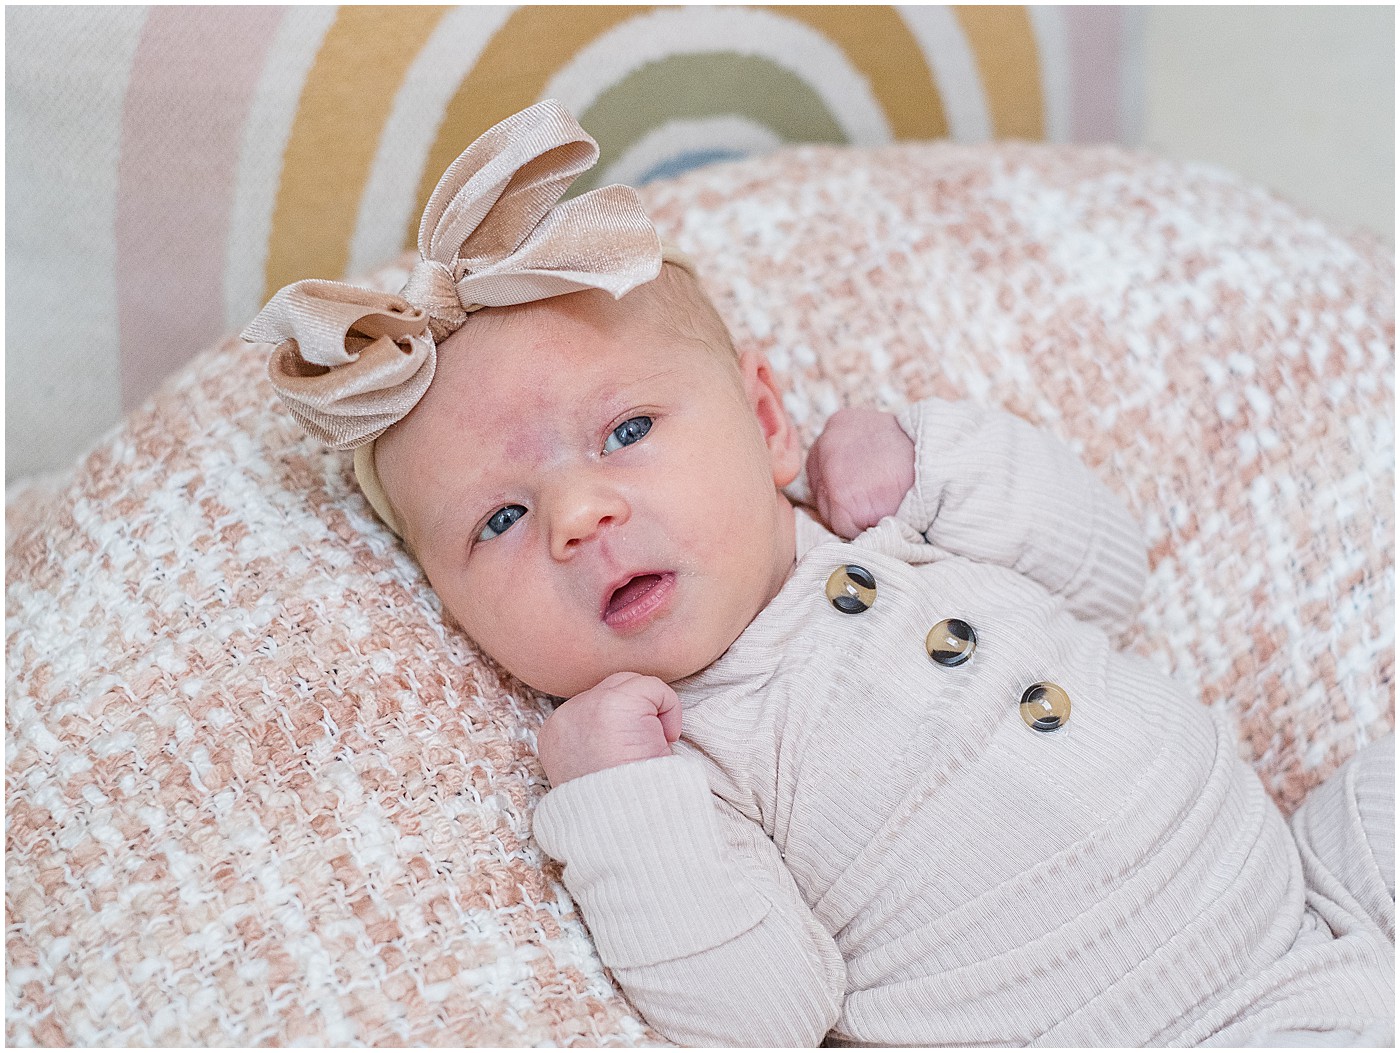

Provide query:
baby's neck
left=769, top=491, right=800, bottom=599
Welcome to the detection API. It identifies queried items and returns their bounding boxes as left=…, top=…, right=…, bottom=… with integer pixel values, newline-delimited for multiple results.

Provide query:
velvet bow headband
left=242, top=99, right=693, bottom=536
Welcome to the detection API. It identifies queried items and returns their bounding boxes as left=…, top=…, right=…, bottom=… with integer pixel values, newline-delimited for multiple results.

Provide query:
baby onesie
left=534, top=397, right=1394, bottom=1046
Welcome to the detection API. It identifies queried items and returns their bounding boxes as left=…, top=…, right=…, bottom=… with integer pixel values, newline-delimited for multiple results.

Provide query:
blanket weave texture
left=6, top=142, right=1393, bottom=1045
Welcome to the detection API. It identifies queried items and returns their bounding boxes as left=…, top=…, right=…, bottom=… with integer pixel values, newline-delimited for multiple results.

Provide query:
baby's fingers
left=620, top=674, right=681, bottom=743
left=826, top=494, right=872, bottom=540
left=654, top=683, right=683, bottom=743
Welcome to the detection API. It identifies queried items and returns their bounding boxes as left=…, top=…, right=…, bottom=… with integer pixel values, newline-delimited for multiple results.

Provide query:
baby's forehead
left=418, top=334, right=685, bottom=442
left=409, top=275, right=735, bottom=443
left=439, top=304, right=702, bottom=384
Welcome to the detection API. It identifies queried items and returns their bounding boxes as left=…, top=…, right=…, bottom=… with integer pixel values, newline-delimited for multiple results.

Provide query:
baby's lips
left=601, top=571, right=648, bottom=617
left=600, top=570, right=672, bottom=621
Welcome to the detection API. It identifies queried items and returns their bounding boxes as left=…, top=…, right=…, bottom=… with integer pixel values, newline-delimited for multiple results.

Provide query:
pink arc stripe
left=1062, top=6, right=1126, bottom=143
left=115, top=7, right=285, bottom=411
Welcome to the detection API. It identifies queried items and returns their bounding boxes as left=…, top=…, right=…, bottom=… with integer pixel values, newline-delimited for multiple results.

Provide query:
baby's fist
left=537, top=672, right=682, bottom=787
left=806, top=407, right=915, bottom=539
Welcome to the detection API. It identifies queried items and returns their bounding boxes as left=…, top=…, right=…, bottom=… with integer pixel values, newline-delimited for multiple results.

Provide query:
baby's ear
left=738, top=350, right=801, bottom=488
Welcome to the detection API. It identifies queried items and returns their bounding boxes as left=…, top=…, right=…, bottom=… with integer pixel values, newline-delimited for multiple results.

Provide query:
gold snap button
left=926, top=618, right=977, bottom=667
left=825, top=564, right=876, bottom=614
left=1020, top=682, right=1071, bottom=732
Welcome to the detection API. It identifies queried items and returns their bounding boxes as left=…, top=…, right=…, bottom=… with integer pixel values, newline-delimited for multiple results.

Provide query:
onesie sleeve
left=893, top=397, right=1148, bottom=633
left=533, top=754, right=846, bottom=1047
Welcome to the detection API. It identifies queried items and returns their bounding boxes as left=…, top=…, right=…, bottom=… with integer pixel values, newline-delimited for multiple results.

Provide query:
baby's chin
left=518, top=654, right=715, bottom=702
left=497, top=627, right=744, bottom=700
left=444, top=622, right=710, bottom=699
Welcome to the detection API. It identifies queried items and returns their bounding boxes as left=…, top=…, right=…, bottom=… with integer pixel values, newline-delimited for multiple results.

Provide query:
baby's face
left=375, top=279, right=800, bottom=698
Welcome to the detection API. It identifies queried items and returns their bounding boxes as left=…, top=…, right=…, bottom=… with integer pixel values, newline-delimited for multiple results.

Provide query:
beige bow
left=242, top=99, right=664, bottom=450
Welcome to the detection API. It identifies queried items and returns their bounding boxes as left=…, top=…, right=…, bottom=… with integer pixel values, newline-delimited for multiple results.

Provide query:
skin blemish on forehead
left=503, top=427, right=557, bottom=468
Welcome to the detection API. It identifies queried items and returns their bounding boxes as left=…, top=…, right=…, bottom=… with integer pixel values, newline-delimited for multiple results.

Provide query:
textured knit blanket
left=6, top=142, right=1394, bottom=1045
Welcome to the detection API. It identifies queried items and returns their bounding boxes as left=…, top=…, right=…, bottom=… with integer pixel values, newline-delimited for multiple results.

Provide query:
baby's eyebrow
left=424, top=495, right=476, bottom=542
left=578, top=368, right=678, bottom=416
left=608, top=368, right=679, bottom=395
left=419, top=469, right=496, bottom=541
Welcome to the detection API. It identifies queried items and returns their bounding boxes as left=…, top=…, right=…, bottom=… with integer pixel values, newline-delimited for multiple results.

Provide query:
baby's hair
left=643, top=261, right=738, bottom=363
left=447, top=259, right=735, bottom=364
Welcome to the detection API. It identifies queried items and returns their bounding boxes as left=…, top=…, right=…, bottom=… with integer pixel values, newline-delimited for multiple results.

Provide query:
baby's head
left=372, top=261, right=801, bottom=697
left=243, top=100, right=800, bottom=697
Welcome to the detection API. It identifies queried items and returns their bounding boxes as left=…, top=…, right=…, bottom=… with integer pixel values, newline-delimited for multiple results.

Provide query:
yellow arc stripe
left=954, top=5, right=1043, bottom=139
left=771, top=5, right=947, bottom=140
left=265, top=5, right=447, bottom=300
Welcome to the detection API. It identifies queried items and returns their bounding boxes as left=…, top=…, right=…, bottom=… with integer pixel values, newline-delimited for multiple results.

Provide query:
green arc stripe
left=571, top=52, right=848, bottom=195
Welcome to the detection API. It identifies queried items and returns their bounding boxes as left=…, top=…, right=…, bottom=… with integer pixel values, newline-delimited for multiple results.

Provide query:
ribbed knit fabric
left=1290, top=735, right=1396, bottom=944
left=532, top=398, right=1394, bottom=1047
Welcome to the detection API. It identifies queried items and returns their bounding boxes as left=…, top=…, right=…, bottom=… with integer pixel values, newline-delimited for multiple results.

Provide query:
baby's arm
left=807, top=398, right=1148, bottom=633
left=535, top=681, right=845, bottom=1046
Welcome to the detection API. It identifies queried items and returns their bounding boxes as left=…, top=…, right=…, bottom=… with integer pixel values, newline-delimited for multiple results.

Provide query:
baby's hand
left=806, top=407, right=916, bottom=539
left=537, top=672, right=682, bottom=787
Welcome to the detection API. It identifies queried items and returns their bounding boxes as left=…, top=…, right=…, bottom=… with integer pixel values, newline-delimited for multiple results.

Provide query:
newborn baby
left=247, top=102, right=1394, bottom=1047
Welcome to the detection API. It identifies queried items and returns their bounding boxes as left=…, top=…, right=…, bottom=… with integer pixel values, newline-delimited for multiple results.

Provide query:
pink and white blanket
left=7, top=142, right=1393, bottom=1044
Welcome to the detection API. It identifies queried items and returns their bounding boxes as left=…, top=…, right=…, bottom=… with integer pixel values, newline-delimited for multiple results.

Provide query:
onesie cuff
left=533, top=755, right=769, bottom=968
left=894, top=397, right=964, bottom=536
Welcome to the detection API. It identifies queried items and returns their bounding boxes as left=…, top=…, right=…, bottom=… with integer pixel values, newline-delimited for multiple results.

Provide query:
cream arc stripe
left=897, top=6, right=992, bottom=142
left=347, top=5, right=515, bottom=279
left=772, top=5, right=947, bottom=140
left=542, top=5, right=893, bottom=146
left=223, top=6, right=338, bottom=332
left=1026, top=6, right=1071, bottom=143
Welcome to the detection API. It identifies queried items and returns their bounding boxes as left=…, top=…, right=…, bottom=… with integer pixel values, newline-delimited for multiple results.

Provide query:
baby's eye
left=602, top=415, right=652, bottom=454
left=478, top=504, right=526, bottom=542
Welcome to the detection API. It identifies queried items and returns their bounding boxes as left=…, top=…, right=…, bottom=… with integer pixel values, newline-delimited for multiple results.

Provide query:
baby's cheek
left=489, top=607, right=600, bottom=696
left=698, top=460, right=775, bottom=539
left=435, top=576, right=519, bottom=655
left=439, top=591, right=477, bottom=636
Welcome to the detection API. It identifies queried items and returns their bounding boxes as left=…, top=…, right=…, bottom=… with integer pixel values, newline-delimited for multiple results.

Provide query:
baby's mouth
left=602, top=572, right=676, bottom=631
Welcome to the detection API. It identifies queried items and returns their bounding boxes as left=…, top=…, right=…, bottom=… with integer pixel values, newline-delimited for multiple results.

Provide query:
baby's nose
left=548, top=480, right=630, bottom=560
